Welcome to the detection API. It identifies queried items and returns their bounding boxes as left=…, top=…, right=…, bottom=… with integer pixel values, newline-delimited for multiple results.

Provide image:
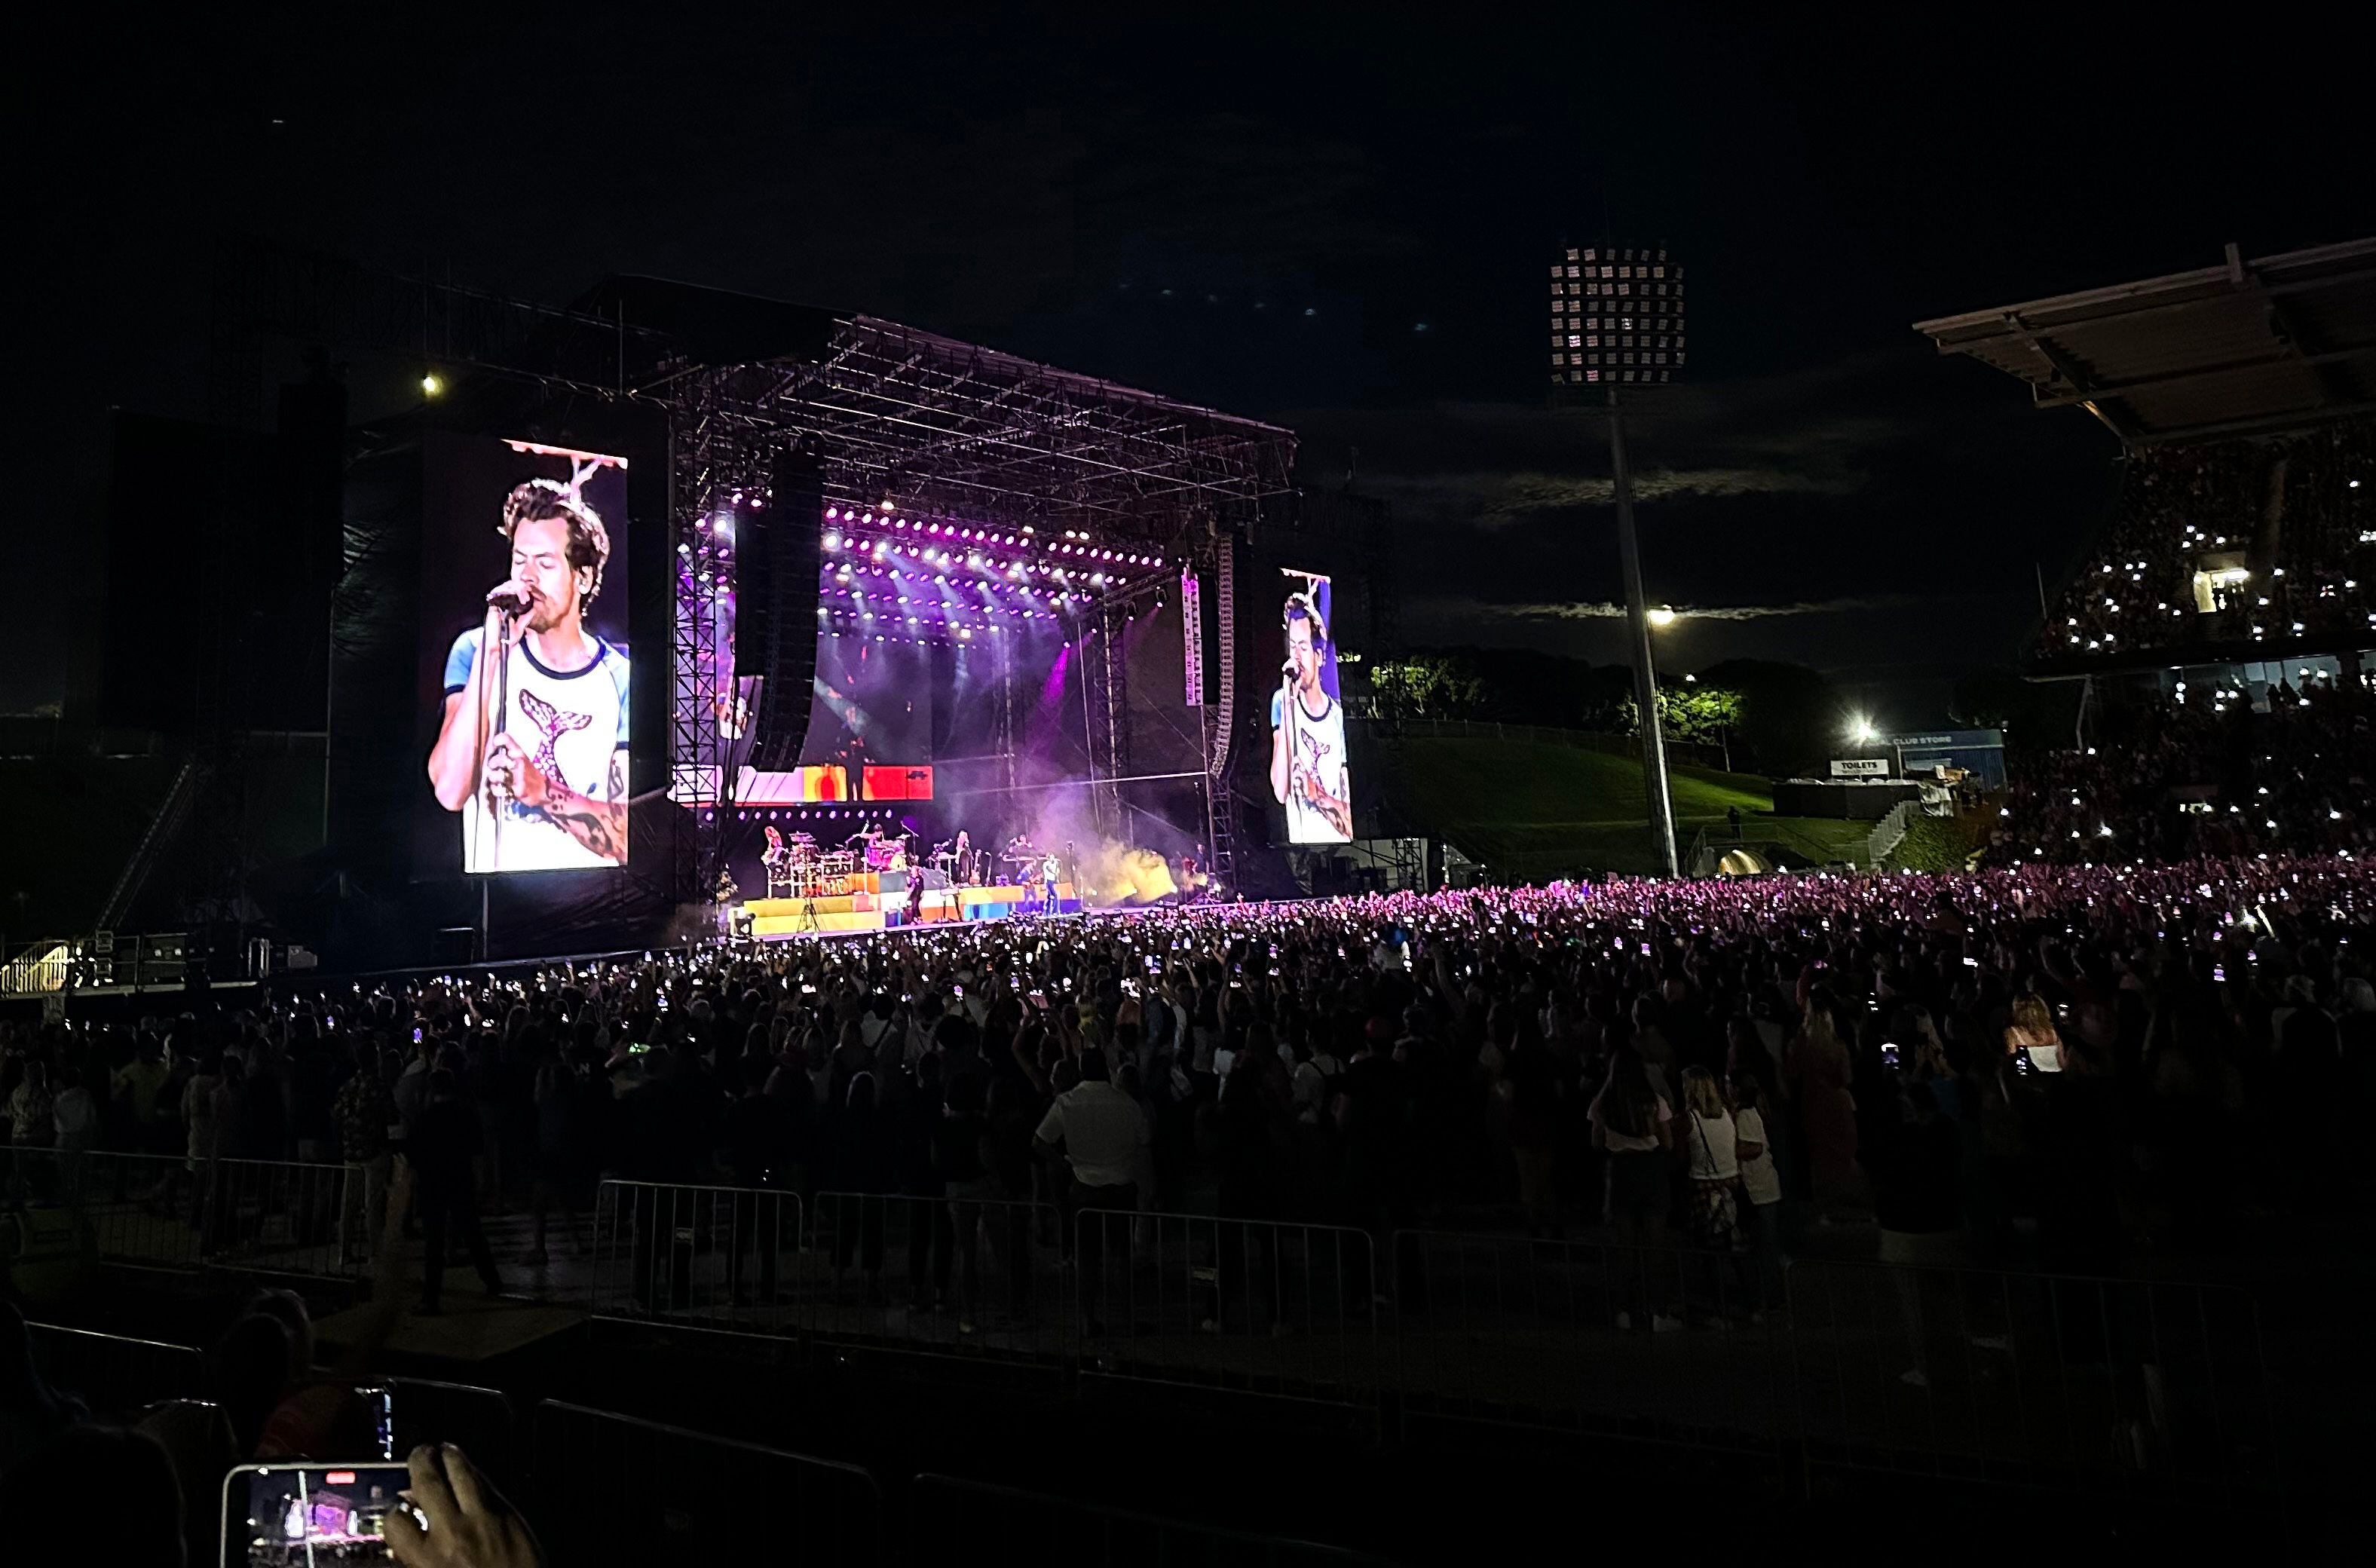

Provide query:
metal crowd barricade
left=587, top=1179, right=804, bottom=1339
left=199, top=1154, right=358, bottom=1277
left=805, top=1190, right=1066, bottom=1369
left=908, top=1474, right=1398, bottom=1566
left=1391, top=1230, right=1787, bottom=1458
left=4, top=1148, right=360, bottom=1279
left=531, top=1398, right=883, bottom=1566
left=1071, top=1208, right=1382, bottom=1413
left=1784, top=1260, right=2283, bottom=1517
left=24, top=1321, right=206, bottom=1419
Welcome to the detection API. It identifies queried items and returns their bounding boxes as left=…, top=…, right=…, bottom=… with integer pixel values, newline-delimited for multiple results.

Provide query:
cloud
left=1361, top=464, right=1866, bottom=527
left=1468, top=595, right=1921, bottom=622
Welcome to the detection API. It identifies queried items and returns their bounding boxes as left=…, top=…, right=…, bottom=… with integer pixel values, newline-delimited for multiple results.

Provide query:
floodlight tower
left=1548, top=245, right=1689, bottom=875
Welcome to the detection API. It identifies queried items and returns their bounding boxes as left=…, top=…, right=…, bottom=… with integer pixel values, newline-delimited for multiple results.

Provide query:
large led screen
left=421, top=439, right=631, bottom=874
left=1269, top=568, right=1353, bottom=844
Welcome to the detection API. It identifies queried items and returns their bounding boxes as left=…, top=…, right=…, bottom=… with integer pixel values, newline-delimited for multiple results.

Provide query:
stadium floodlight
left=1548, top=244, right=1691, bottom=875
left=1549, top=245, right=1686, bottom=393
left=1848, top=715, right=1878, bottom=744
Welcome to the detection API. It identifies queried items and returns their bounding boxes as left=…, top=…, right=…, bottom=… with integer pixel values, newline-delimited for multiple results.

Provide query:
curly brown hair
left=501, top=479, right=611, bottom=604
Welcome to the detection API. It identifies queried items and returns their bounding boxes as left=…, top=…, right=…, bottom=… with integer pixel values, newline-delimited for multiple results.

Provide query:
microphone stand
left=1280, top=665, right=1301, bottom=835
left=475, top=603, right=515, bottom=877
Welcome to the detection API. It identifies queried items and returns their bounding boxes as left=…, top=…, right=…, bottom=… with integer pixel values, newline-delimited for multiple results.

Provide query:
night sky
left=14, top=7, right=2368, bottom=726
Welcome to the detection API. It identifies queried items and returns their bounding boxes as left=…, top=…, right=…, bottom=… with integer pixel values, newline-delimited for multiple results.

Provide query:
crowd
left=8, top=855, right=2375, bottom=1294
left=10, top=856, right=2376, bottom=1557
left=1991, top=678, right=2376, bottom=864
left=2041, top=417, right=2372, bottom=660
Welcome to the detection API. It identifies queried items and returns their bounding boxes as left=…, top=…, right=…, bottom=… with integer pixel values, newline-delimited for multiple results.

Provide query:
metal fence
left=23, top=1321, right=207, bottom=1419
left=1391, top=1231, right=1786, bottom=1456
left=573, top=1178, right=2290, bottom=1524
left=2, top=1149, right=363, bottom=1279
left=1072, top=1208, right=1383, bottom=1413
left=908, top=1474, right=1397, bottom=1566
left=1784, top=1261, right=2283, bottom=1515
left=806, top=1190, right=1067, bottom=1369
left=531, top=1398, right=883, bottom=1566
left=587, top=1179, right=805, bottom=1337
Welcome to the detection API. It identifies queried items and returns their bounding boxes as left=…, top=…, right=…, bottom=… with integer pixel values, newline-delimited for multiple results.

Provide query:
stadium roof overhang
left=1912, top=237, right=2376, bottom=445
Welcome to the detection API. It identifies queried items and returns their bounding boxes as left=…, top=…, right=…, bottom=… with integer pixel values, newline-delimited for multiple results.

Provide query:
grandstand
left=1915, top=237, right=2376, bottom=681
left=1918, top=237, right=2376, bottom=867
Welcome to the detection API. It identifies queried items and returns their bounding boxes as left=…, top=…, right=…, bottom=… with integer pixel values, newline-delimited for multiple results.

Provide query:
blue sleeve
left=442, top=629, right=479, bottom=695
left=614, top=654, right=632, bottom=749
left=1269, top=690, right=1283, bottom=727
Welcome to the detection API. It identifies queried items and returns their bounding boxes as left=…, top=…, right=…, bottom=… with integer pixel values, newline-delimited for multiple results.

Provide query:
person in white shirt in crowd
left=1680, top=1064, right=1753, bottom=1321
left=1034, top=1039, right=1150, bottom=1336
left=1730, top=1070, right=1787, bottom=1317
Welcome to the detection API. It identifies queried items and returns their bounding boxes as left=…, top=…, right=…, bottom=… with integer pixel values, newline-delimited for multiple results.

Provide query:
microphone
left=487, top=585, right=533, bottom=617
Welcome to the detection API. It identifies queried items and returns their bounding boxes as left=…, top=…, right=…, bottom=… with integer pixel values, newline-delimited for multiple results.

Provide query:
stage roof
left=1912, top=237, right=2376, bottom=444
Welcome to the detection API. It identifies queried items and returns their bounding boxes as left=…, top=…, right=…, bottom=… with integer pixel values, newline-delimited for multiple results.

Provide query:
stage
left=739, top=880, right=1080, bottom=937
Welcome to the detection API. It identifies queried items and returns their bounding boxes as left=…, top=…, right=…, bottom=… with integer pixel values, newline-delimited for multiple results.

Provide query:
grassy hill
left=1376, top=733, right=1870, bottom=877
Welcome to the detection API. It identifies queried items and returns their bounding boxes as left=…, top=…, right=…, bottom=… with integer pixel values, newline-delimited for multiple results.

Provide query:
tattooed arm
left=486, top=740, right=629, bottom=864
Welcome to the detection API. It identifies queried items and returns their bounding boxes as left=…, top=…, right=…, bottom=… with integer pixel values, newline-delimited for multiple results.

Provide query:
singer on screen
left=426, top=478, right=629, bottom=871
left=1269, top=584, right=1352, bottom=843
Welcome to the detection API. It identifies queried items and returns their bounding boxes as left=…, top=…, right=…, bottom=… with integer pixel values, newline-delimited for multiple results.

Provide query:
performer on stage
left=1269, top=588, right=1352, bottom=843
left=761, top=825, right=793, bottom=897
left=715, top=870, right=739, bottom=938
left=1040, top=852, right=1061, bottom=911
left=427, top=479, right=628, bottom=871
left=954, top=829, right=973, bottom=886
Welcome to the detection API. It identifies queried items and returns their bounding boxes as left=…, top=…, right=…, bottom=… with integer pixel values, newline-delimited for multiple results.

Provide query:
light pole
left=1612, top=390, right=1679, bottom=877
left=1548, top=242, right=1689, bottom=876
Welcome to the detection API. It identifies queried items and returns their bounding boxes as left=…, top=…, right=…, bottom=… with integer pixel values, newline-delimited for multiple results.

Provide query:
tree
left=1661, top=684, right=1744, bottom=770
left=1362, top=654, right=1487, bottom=720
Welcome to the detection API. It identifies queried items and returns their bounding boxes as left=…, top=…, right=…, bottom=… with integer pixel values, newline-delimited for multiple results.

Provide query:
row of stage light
left=730, top=805, right=903, bottom=822
left=822, top=505, right=1167, bottom=574
left=816, top=504, right=1170, bottom=647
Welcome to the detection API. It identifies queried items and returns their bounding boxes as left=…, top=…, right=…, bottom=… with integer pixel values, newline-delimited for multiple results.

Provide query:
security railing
left=586, top=1180, right=805, bottom=1337
left=23, top=1321, right=207, bottom=1419
left=806, top=1190, right=1067, bottom=1368
left=1391, top=1230, right=1786, bottom=1457
left=574, top=1177, right=2291, bottom=1524
left=1784, top=1260, right=2283, bottom=1512
left=2, top=1148, right=363, bottom=1279
left=1070, top=1208, right=1384, bottom=1413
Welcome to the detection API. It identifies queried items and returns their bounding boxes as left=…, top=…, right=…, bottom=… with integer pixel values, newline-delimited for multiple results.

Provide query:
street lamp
left=1646, top=606, right=1678, bottom=629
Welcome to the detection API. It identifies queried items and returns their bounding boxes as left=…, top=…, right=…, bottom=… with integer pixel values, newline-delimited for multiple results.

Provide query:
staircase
left=96, top=755, right=210, bottom=933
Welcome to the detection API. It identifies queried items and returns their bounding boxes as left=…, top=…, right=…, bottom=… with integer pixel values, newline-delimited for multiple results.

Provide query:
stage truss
left=657, top=315, right=1296, bottom=899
